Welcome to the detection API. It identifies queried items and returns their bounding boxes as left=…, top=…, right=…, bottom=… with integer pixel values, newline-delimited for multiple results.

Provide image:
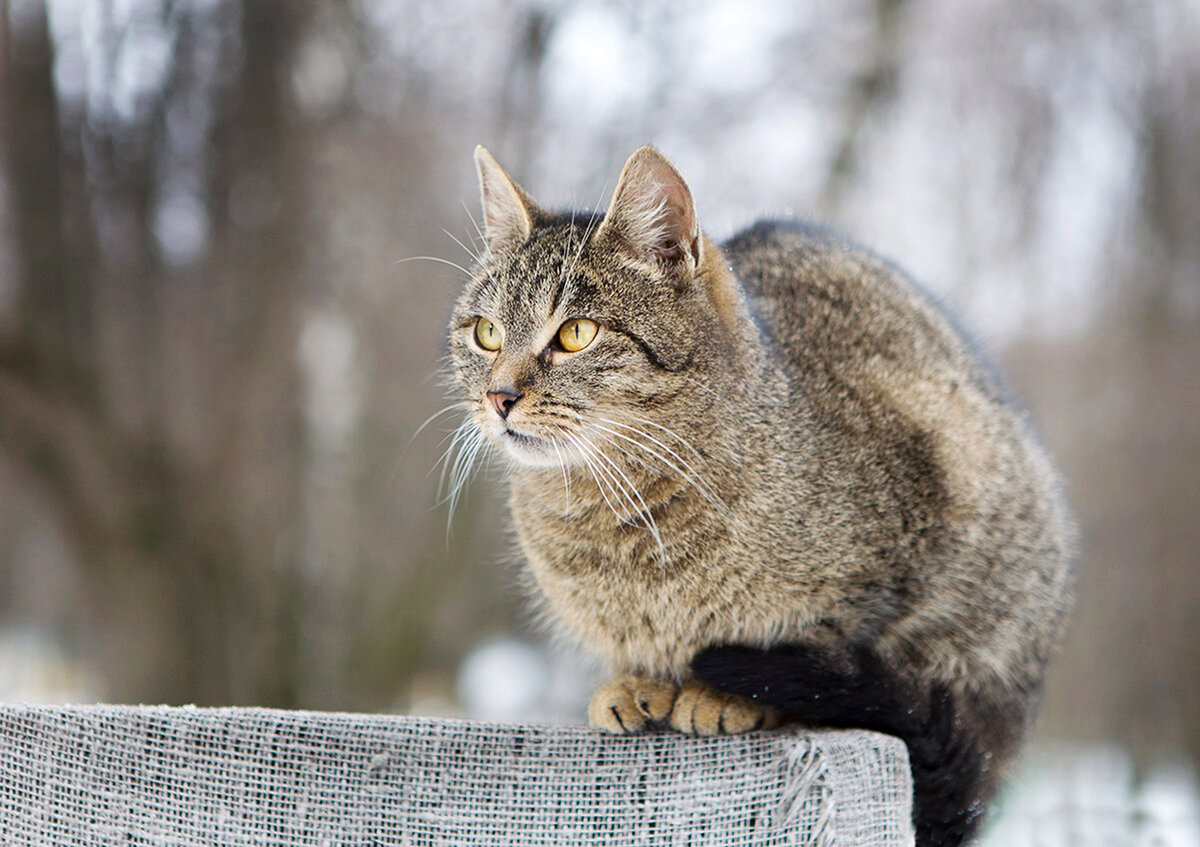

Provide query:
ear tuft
left=474, top=145, right=539, bottom=256
left=599, top=146, right=702, bottom=270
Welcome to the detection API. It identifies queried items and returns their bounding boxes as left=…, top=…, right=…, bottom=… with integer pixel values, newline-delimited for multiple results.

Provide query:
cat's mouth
left=498, top=425, right=560, bottom=468
left=504, top=428, right=545, bottom=448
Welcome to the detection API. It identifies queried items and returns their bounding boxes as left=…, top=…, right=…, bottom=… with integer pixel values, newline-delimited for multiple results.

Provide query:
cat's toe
left=670, top=679, right=777, bottom=735
left=719, top=695, right=779, bottom=734
left=633, top=678, right=678, bottom=721
left=588, top=676, right=677, bottom=733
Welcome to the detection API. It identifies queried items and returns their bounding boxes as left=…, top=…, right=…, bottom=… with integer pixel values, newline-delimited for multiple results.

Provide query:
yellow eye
left=558, top=318, right=598, bottom=353
left=474, top=317, right=502, bottom=351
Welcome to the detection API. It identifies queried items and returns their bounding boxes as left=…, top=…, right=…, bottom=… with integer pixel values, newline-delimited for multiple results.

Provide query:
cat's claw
left=588, top=676, right=776, bottom=736
left=670, top=679, right=779, bottom=736
left=588, top=676, right=679, bottom=733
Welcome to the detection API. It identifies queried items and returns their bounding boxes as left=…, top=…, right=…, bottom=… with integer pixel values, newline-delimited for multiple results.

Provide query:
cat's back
left=722, top=220, right=1072, bottom=689
left=721, top=219, right=994, bottom=400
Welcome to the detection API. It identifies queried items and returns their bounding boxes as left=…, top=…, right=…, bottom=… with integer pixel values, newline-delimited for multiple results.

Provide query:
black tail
left=691, top=643, right=1031, bottom=847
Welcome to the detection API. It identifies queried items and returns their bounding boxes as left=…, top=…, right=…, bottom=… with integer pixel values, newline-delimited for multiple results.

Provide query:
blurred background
left=0, top=0, right=1197, bottom=839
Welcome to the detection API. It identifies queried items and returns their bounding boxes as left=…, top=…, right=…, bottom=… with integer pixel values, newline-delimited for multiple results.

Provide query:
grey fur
left=444, top=146, right=1073, bottom=776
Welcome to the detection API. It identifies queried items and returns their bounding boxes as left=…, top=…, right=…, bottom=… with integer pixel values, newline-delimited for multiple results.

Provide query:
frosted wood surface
left=0, top=703, right=914, bottom=846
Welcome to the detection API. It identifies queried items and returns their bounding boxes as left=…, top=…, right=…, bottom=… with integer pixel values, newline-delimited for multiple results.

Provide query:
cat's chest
left=510, top=494, right=762, bottom=675
left=530, top=548, right=710, bottom=676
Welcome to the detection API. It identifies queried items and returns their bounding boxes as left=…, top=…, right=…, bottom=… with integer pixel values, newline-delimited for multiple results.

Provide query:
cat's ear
left=475, top=145, right=539, bottom=256
left=598, top=146, right=702, bottom=271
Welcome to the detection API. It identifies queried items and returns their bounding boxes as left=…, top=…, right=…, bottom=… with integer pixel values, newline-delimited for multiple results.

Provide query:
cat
left=443, top=144, right=1074, bottom=846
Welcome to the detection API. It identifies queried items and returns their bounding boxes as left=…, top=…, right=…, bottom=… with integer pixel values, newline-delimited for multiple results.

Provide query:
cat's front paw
left=670, top=679, right=779, bottom=736
left=588, top=675, right=679, bottom=734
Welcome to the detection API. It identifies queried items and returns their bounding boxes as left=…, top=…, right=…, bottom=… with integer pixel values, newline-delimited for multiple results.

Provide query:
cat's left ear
left=598, top=146, right=702, bottom=273
left=475, top=145, right=540, bottom=256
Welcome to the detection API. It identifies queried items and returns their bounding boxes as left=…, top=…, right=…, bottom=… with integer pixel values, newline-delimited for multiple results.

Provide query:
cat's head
left=445, top=146, right=736, bottom=472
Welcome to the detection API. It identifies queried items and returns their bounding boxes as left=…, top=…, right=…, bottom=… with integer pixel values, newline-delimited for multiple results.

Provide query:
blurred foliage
left=0, top=0, right=1196, bottom=767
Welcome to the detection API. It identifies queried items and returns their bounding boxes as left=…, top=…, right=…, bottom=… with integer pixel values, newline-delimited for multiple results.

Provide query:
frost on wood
left=0, top=703, right=914, bottom=846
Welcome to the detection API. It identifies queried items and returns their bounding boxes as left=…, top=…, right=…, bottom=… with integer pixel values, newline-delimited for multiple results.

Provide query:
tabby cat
left=442, top=145, right=1073, bottom=846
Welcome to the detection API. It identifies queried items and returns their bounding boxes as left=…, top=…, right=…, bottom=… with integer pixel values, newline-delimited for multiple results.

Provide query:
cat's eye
left=474, top=317, right=503, bottom=351
left=557, top=318, right=598, bottom=353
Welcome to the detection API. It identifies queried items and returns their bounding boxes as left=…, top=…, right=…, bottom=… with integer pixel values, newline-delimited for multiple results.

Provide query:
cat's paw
left=670, top=679, right=779, bottom=736
left=588, top=675, right=679, bottom=734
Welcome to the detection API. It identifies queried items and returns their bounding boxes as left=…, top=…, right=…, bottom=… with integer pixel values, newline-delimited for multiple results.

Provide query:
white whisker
left=550, top=437, right=572, bottom=513
left=606, top=415, right=705, bottom=462
left=407, top=402, right=471, bottom=453
left=457, top=202, right=507, bottom=290
left=572, top=432, right=668, bottom=568
left=446, top=428, right=486, bottom=530
left=442, top=227, right=487, bottom=270
left=395, top=255, right=475, bottom=278
left=570, top=435, right=642, bottom=528
left=443, top=427, right=476, bottom=502
left=680, top=375, right=729, bottom=405
left=433, top=419, right=474, bottom=490
left=560, top=181, right=609, bottom=305
left=552, top=209, right=576, bottom=313
left=564, top=433, right=626, bottom=528
left=593, top=419, right=726, bottom=511
left=460, top=200, right=490, bottom=261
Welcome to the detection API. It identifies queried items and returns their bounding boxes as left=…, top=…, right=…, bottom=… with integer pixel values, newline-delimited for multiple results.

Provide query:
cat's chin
left=498, top=429, right=562, bottom=469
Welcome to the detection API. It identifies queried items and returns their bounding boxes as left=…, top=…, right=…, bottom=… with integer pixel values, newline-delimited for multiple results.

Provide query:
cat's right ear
left=597, top=146, right=702, bottom=275
left=474, top=146, right=538, bottom=256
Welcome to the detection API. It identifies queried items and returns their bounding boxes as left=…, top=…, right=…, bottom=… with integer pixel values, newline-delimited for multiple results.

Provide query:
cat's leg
left=588, top=675, right=678, bottom=733
left=691, top=642, right=1034, bottom=845
left=670, top=679, right=779, bottom=736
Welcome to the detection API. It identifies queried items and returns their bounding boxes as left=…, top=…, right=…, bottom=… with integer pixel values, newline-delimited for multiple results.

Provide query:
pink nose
left=486, top=388, right=522, bottom=419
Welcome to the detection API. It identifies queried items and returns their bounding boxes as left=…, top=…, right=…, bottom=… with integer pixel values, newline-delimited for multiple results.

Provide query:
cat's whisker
left=585, top=433, right=670, bottom=569
left=596, top=433, right=740, bottom=548
left=596, top=418, right=712, bottom=487
left=592, top=420, right=727, bottom=512
left=433, top=419, right=472, bottom=490
left=563, top=433, right=628, bottom=530
left=580, top=435, right=659, bottom=531
left=603, top=415, right=706, bottom=462
left=550, top=437, right=572, bottom=513
left=559, top=209, right=575, bottom=277
left=561, top=181, right=609, bottom=304
left=435, top=418, right=480, bottom=504
left=456, top=203, right=508, bottom=291
left=407, top=402, right=472, bottom=454
left=395, top=255, right=475, bottom=279
left=680, top=375, right=727, bottom=405
left=600, top=417, right=741, bottom=528
left=442, top=227, right=487, bottom=271
left=569, top=433, right=635, bottom=526
left=570, top=433, right=668, bottom=566
left=438, top=424, right=473, bottom=502
left=481, top=439, right=496, bottom=481
left=459, top=200, right=490, bottom=260
left=572, top=436, right=649, bottom=536
left=402, top=403, right=472, bottom=490
left=446, top=427, right=486, bottom=530
left=590, top=432, right=656, bottom=476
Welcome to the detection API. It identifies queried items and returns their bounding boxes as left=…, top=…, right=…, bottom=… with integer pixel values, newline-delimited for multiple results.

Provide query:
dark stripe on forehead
left=548, top=271, right=568, bottom=317
left=555, top=270, right=601, bottom=319
left=540, top=208, right=605, bottom=228
left=475, top=272, right=501, bottom=306
left=541, top=217, right=590, bottom=314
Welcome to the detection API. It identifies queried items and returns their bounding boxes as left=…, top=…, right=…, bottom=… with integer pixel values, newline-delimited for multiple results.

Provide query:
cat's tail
left=691, top=643, right=1033, bottom=847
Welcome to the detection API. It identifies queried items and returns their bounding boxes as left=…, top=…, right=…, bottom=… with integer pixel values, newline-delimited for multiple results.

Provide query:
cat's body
left=446, top=147, right=1073, bottom=845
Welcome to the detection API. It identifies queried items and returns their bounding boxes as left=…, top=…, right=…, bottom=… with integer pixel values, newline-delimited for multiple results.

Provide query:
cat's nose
left=486, top=388, right=523, bottom=420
